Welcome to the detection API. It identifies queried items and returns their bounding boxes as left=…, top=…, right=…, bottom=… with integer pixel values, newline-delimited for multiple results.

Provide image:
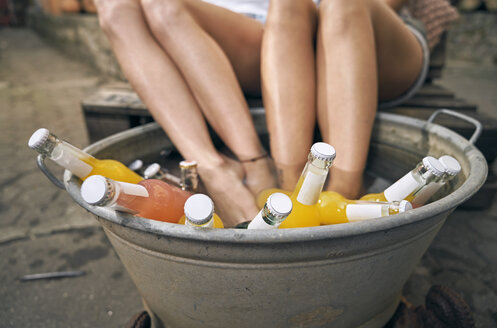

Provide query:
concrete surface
left=0, top=27, right=496, bottom=327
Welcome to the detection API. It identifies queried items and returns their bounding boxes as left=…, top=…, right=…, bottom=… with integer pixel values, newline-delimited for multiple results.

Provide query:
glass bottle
left=28, top=128, right=143, bottom=183
left=180, top=160, right=199, bottom=193
left=178, top=194, right=224, bottom=228
left=246, top=192, right=293, bottom=229
left=318, top=191, right=354, bottom=225
left=346, top=200, right=412, bottom=222
left=360, top=156, right=445, bottom=203
left=144, top=163, right=181, bottom=188
left=128, top=159, right=145, bottom=175
left=411, top=155, right=461, bottom=208
left=279, top=142, right=336, bottom=229
left=80, top=175, right=191, bottom=223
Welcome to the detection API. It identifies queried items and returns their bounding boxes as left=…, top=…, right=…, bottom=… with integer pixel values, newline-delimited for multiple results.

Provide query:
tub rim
left=64, top=112, right=488, bottom=244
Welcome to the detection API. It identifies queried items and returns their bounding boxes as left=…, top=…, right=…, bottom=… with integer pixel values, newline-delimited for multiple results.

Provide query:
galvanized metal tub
left=61, top=110, right=486, bottom=328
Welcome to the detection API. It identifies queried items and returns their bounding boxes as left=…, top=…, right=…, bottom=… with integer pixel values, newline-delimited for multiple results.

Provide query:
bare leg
left=140, top=0, right=276, bottom=196
left=261, top=0, right=318, bottom=190
left=95, top=0, right=263, bottom=226
left=317, top=0, right=423, bottom=199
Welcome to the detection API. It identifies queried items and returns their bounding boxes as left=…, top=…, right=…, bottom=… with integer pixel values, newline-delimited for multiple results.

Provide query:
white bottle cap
left=311, top=142, right=336, bottom=161
left=81, top=175, right=113, bottom=206
left=398, top=200, right=413, bottom=213
left=128, top=159, right=144, bottom=171
left=266, top=193, right=293, bottom=218
left=144, top=163, right=161, bottom=178
left=438, top=155, right=461, bottom=176
left=184, top=194, right=214, bottom=225
left=28, top=128, right=50, bottom=151
left=422, top=156, right=445, bottom=177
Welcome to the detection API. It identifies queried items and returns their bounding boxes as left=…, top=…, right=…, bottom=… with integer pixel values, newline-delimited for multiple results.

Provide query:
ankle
left=327, top=166, right=365, bottom=199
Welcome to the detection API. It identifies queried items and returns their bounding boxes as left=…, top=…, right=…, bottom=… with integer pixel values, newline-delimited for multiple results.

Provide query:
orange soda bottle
left=360, top=156, right=445, bottom=203
left=279, top=142, right=336, bottom=229
left=28, top=128, right=142, bottom=184
left=318, top=191, right=353, bottom=225
left=80, top=175, right=190, bottom=223
left=178, top=194, right=224, bottom=228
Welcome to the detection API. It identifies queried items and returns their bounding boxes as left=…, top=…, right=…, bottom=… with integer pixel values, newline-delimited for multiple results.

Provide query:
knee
left=95, top=0, right=137, bottom=36
left=319, top=0, right=374, bottom=31
left=140, top=0, right=187, bottom=37
left=266, top=0, right=316, bottom=27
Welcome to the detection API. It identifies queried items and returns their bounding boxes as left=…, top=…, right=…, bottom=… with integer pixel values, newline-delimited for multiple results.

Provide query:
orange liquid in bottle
left=278, top=178, right=320, bottom=229
left=116, top=179, right=191, bottom=223
left=178, top=214, right=224, bottom=228
left=359, top=192, right=387, bottom=202
left=360, top=191, right=415, bottom=203
left=318, top=191, right=351, bottom=225
left=256, top=188, right=291, bottom=209
left=83, top=157, right=143, bottom=184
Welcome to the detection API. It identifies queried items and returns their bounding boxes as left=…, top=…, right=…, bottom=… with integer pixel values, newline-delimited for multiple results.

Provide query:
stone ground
left=0, top=27, right=496, bottom=327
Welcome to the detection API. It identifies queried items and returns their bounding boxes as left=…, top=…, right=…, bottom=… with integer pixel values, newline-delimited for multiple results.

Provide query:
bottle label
left=346, top=204, right=383, bottom=221
left=117, top=181, right=149, bottom=197
left=297, top=171, right=326, bottom=205
left=247, top=211, right=276, bottom=229
left=384, top=172, right=419, bottom=202
left=52, top=147, right=93, bottom=178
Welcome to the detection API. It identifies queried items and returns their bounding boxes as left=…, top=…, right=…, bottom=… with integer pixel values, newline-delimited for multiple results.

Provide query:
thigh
left=369, top=0, right=425, bottom=101
left=183, top=0, right=265, bottom=94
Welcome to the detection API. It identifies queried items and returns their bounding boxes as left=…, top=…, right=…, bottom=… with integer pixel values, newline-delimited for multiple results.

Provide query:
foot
left=242, top=156, right=278, bottom=196
left=198, top=161, right=259, bottom=227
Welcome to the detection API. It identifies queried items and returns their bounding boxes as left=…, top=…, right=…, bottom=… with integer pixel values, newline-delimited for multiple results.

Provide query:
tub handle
left=427, top=109, right=482, bottom=144
left=36, top=154, right=66, bottom=190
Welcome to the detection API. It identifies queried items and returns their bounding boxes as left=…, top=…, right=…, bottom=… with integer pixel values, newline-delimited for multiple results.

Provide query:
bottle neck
left=383, top=162, right=438, bottom=202
left=185, top=216, right=214, bottom=228
left=105, top=180, right=150, bottom=213
left=293, top=154, right=333, bottom=205
left=180, top=165, right=199, bottom=192
left=247, top=204, right=287, bottom=229
left=48, top=140, right=94, bottom=179
left=346, top=201, right=393, bottom=221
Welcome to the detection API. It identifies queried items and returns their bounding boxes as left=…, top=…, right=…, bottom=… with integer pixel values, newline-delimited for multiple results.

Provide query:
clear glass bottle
left=144, top=163, right=181, bottom=188
left=411, top=155, right=461, bottom=208
left=346, top=200, right=412, bottom=222
left=178, top=194, right=224, bottom=228
left=360, top=156, right=445, bottom=202
left=279, top=142, right=336, bottom=229
left=180, top=160, right=199, bottom=193
left=80, top=175, right=190, bottom=223
left=247, top=192, right=293, bottom=229
left=128, top=159, right=145, bottom=175
left=28, top=128, right=143, bottom=183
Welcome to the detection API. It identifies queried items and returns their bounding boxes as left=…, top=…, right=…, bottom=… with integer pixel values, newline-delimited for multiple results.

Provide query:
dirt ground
left=0, top=27, right=496, bottom=327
